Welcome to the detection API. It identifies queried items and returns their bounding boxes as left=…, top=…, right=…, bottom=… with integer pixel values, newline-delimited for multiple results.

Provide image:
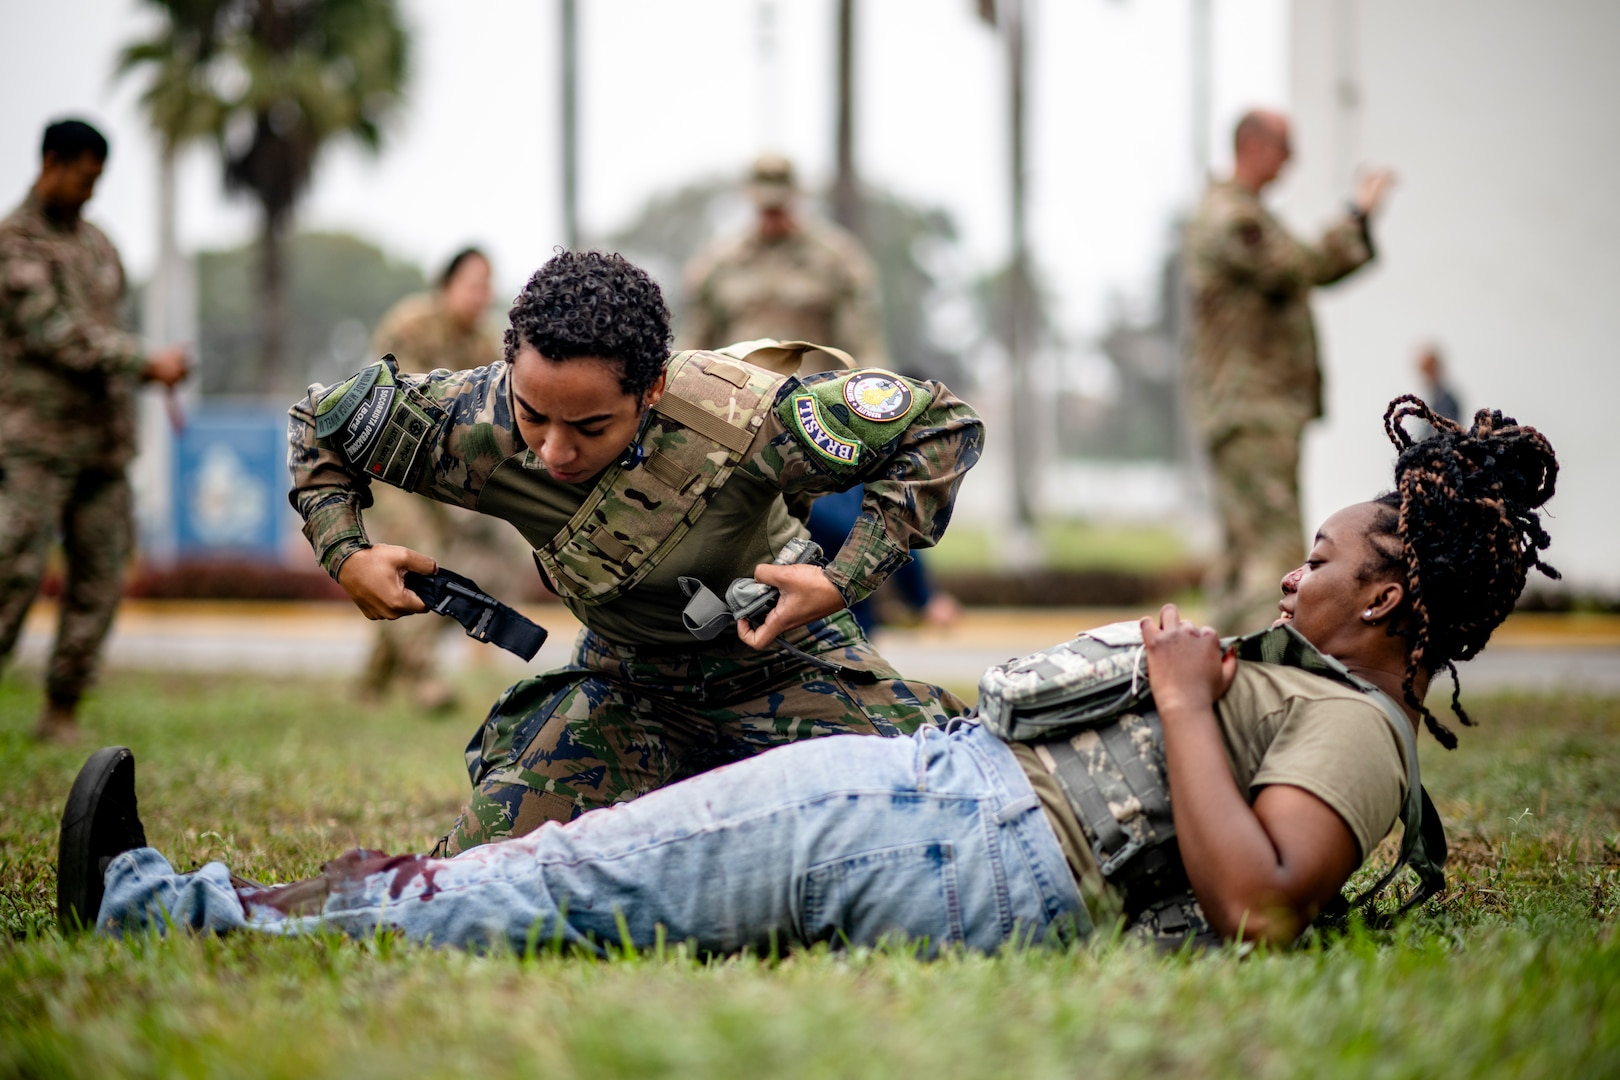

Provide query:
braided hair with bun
left=1365, top=396, right=1559, bottom=748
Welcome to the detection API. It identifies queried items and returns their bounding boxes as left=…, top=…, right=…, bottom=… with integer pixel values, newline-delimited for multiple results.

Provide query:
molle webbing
left=651, top=392, right=756, bottom=454
left=529, top=352, right=784, bottom=607
left=1038, top=709, right=1178, bottom=887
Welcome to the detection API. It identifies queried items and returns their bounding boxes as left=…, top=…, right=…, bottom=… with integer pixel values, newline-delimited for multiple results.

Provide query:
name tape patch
left=343, top=384, right=396, bottom=461
left=793, top=394, right=860, bottom=465
left=313, top=364, right=382, bottom=438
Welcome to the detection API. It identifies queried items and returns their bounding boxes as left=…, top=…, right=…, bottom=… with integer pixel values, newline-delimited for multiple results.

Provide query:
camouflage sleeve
left=0, top=232, right=144, bottom=378
left=288, top=359, right=518, bottom=577
left=1201, top=205, right=1373, bottom=295
left=742, top=370, right=983, bottom=604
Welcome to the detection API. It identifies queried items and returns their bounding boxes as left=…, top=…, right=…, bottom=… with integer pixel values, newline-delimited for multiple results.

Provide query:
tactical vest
left=980, top=622, right=1448, bottom=947
left=489, top=349, right=788, bottom=608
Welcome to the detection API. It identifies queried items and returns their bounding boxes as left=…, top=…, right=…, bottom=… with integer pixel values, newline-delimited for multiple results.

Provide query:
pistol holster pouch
left=678, top=578, right=736, bottom=641
left=677, top=537, right=824, bottom=641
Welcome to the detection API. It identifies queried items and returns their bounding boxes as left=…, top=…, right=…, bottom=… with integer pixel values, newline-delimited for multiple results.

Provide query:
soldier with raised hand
left=679, top=154, right=887, bottom=377
left=1186, top=108, right=1393, bottom=635
left=288, top=250, right=980, bottom=854
left=357, top=247, right=532, bottom=713
left=0, top=118, right=189, bottom=743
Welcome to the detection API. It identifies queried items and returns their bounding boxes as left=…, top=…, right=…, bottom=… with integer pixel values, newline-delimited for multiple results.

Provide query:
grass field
left=3, top=669, right=1618, bottom=1078
left=927, top=520, right=1193, bottom=575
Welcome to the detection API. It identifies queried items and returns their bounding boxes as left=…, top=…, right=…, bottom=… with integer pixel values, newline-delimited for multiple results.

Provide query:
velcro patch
left=843, top=372, right=913, bottom=422
left=364, top=390, right=442, bottom=490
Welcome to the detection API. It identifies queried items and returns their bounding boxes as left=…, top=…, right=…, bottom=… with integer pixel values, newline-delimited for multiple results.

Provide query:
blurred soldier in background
left=683, top=155, right=957, bottom=633
left=1415, top=343, right=1462, bottom=426
left=1185, top=108, right=1393, bottom=635
left=679, top=153, right=887, bottom=375
left=0, top=118, right=189, bottom=743
left=359, top=247, right=531, bottom=712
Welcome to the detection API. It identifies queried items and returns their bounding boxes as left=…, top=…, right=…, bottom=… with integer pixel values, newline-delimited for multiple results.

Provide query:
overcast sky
left=0, top=0, right=1285, bottom=342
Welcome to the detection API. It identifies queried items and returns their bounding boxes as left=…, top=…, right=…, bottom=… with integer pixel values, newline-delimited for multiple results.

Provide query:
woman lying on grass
left=59, top=398, right=1559, bottom=951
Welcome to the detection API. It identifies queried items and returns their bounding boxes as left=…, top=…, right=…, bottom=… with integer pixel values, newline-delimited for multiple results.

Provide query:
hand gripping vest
left=979, top=622, right=1448, bottom=947
left=530, top=350, right=786, bottom=607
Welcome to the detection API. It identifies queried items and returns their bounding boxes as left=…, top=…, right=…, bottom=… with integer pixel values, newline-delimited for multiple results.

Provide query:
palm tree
left=120, top=0, right=410, bottom=393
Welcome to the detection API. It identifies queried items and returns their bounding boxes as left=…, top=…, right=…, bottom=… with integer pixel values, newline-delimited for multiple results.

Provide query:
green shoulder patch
left=314, top=363, right=384, bottom=438
left=777, top=370, right=933, bottom=470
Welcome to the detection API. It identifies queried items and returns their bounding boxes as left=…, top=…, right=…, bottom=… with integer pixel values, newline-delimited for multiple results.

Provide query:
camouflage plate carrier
left=978, top=621, right=1448, bottom=948
left=524, top=349, right=784, bottom=606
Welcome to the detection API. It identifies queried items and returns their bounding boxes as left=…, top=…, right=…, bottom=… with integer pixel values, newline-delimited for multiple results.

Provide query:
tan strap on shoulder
left=713, top=338, right=858, bottom=375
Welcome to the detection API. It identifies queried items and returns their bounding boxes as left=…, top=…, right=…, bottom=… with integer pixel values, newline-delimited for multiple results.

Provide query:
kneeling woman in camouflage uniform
left=76, top=399, right=1557, bottom=949
left=288, top=251, right=980, bottom=854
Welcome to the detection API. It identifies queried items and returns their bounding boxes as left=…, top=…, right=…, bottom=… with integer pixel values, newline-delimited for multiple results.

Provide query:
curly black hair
left=1365, top=396, right=1560, bottom=748
left=503, top=250, right=671, bottom=398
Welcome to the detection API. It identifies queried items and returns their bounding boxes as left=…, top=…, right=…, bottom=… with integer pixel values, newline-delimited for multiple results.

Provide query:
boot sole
left=57, top=746, right=145, bottom=934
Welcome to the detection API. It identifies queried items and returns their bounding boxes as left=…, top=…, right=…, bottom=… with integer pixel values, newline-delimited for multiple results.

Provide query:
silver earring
left=1363, top=609, right=1375, bottom=620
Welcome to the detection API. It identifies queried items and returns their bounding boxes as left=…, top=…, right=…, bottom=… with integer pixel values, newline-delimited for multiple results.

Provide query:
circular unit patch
left=842, top=373, right=913, bottom=422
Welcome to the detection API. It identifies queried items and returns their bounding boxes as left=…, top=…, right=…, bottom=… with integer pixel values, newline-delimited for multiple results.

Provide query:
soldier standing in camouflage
left=289, top=250, right=980, bottom=854
left=1185, top=109, right=1393, bottom=635
left=359, top=247, right=532, bottom=712
left=0, top=119, right=189, bottom=743
left=679, top=154, right=886, bottom=376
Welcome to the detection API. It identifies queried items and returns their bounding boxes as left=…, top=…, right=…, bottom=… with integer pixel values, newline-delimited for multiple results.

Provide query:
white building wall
left=1282, top=0, right=1620, bottom=590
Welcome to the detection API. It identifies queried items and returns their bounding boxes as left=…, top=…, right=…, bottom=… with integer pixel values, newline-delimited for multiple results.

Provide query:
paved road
left=14, top=602, right=1620, bottom=695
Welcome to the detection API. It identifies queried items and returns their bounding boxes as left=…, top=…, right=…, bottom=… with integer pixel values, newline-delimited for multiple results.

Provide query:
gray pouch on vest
left=677, top=537, right=824, bottom=641
left=976, top=621, right=1151, bottom=741
left=678, top=538, right=859, bottom=676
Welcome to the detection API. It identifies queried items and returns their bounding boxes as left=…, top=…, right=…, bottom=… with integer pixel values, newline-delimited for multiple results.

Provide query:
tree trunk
left=560, top=0, right=580, bottom=250
left=258, top=208, right=289, bottom=394
left=1005, top=0, right=1037, bottom=534
left=832, top=0, right=862, bottom=237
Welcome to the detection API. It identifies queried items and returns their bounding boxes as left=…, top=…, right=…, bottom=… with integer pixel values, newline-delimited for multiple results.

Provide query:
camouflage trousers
left=0, top=454, right=132, bottom=705
left=1204, top=426, right=1306, bottom=636
left=436, top=608, right=968, bottom=854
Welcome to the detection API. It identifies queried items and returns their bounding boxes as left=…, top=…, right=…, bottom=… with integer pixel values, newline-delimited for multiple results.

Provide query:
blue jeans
left=98, top=721, right=1088, bottom=956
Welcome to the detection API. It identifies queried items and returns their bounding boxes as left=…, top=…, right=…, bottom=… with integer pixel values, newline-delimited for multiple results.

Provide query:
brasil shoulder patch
left=776, top=369, right=934, bottom=471
left=785, top=390, right=861, bottom=466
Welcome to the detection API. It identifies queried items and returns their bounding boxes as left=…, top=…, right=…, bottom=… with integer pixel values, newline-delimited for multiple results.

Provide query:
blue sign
left=172, top=405, right=289, bottom=559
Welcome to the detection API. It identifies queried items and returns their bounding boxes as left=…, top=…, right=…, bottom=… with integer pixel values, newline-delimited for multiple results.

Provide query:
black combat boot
left=57, top=746, right=147, bottom=933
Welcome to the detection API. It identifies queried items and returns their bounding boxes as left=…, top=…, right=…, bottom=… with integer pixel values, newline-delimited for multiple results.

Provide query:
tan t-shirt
left=1010, top=661, right=1410, bottom=926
